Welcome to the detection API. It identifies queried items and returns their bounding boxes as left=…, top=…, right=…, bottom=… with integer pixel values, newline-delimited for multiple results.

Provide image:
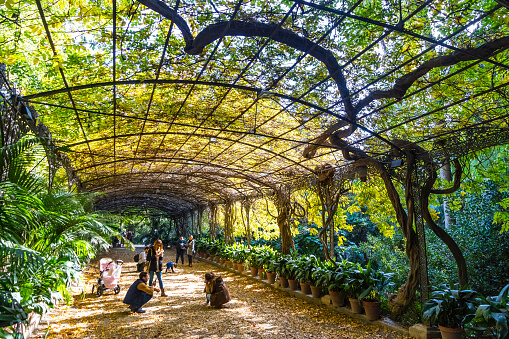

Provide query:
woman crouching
left=204, top=272, right=231, bottom=308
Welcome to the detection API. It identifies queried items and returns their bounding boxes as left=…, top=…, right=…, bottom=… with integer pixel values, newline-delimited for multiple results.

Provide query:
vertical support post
left=413, top=166, right=430, bottom=310
left=243, top=200, right=251, bottom=247
left=197, top=206, right=204, bottom=238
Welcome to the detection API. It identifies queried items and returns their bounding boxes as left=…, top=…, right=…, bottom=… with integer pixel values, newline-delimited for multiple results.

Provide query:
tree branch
left=355, top=37, right=509, bottom=113
left=430, top=158, right=462, bottom=194
left=137, top=0, right=509, bottom=160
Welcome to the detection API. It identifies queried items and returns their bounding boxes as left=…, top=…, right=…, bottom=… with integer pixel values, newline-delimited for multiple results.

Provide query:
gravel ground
left=33, top=247, right=408, bottom=339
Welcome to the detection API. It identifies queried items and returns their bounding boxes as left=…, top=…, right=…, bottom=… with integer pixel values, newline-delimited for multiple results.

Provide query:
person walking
left=123, top=271, right=160, bottom=313
left=146, top=239, right=167, bottom=297
left=187, top=235, right=195, bottom=267
left=176, top=237, right=186, bottom=265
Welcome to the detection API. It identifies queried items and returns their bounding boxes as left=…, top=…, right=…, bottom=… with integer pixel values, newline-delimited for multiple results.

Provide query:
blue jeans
left=206, top=293, right=211, bottom=303
left=176, top=251, right=184, bottom=264
left=131, top=292, right=152, bottom=311
left=149, top=271, right=163, bottom=289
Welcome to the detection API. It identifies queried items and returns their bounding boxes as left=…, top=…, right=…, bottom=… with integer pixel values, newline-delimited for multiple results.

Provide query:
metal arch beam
left=96, top=197, right=192, bottom=215
left=88, top=175, right=247, bottom=199
left=72, top=152, right=268, bottom=176
left=95, top=191, right=199, bottom=210
left=81, top=171, right=253, bottom=195
left=96, top=189, right=200, bottom=207
left=22, top=79, right=399, bottom=149
left=65, top=131, right=315, bottom=174
left=69, top=153, right=278, bottom=188
left=91, top=181, right=226, bottom=202
left=26, top=98, right=329, bottom=149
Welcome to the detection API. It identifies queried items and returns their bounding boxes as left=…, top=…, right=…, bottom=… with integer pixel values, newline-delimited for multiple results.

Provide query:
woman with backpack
left=146, top=239, right=167, bottom=297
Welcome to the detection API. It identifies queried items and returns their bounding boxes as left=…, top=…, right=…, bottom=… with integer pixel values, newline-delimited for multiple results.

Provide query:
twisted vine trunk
left=275, top=185, right=295, bottom=255
left=421, top=158, right=468, bottom=287
left=315, top=165, right=344, bottom=265
left=224, top=199, right=235, bottom=245
left=354, top=152, right=420, bottom=317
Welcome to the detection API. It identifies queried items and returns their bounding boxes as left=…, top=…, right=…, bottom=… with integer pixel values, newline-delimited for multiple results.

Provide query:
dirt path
left=33, top=247, right=408, bottom=338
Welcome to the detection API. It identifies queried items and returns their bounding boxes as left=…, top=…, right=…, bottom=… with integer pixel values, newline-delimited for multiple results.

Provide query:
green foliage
left=343, top=261, right=371, bottom=299
left=423, top=285, right=477, bottom=328
left=360, top=232, right=409, bottom=288
left=293, top=255, right=320, bottom=284
left=469, top=284, right=509, bottom=339
left=312, top=260, right=344, bottom=291
left=230, top=243, right=250, bottom=263
left=0, top=138, right=116, bottom=329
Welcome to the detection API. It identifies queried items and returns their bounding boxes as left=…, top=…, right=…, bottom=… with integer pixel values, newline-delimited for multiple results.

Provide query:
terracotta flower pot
left=266, top=272, right=277, bottom=284
left=329, top=290, right=345, bottom=307
left=210, top=254, right=215, bottom=261
left=288, top=279, right=299, bottom=290
left=310, top=285, right=321, bottom=298
left=300, top=282, right=311, bottom=295
left=237, top=263, right=245, bottom=272
left=362, top=300, right=382, bottom=320
left=258, top=268, right=265, bottom=279
left=279, top=276, right=289, bottom=288
left=219, top=258, right=226, bottom=264
left=349, top=298, right=363, bottom=314
left=232, top=262, right=238, bottom=270
left=438, top=326, right=464, bottom=339
left=225, top=260, right=232, bottom=268
left=250, top=266, right=258, bottom=277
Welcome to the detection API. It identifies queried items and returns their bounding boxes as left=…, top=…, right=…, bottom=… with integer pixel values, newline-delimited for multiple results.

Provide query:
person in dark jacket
left=146, top=239, right=167, bottom=297
left=176, top=237, right=186, bottom=265
left=204, top=272, right=231, bottom=308
left=123, top=271, right=160, bottom=313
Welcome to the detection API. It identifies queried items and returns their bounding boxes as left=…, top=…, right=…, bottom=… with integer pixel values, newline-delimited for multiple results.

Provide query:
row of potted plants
left=196, top=239, right=394, bottom=320
left=197, top=239, right=509, bottom=337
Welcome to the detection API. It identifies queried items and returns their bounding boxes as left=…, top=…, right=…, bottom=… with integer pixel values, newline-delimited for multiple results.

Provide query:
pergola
left=1, top=0, right=508, bottom=315
left=2, top=0, right=503, bottom=217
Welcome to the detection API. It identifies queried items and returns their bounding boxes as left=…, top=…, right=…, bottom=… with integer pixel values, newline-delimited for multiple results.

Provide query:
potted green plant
left=358, top=263, right=394, bottom=320
left=223, top=245, right=234, bottom=268
left=285, top=254, right=300, bottom=290
left=294, top=255, right=319, bottom=295
left=313, top=261, right=346, bottom=306
left=343, top=262, right=366, bottom=313
left=234, top=245, right=249, bottom=272
left=423, top=285, right=477, bottom=339
left=264, top=252, right=281, bottom=284
left=275, top=254, right=292, bottom=288
left=247, top=249, right=259, bottom=277
left=470, top=283, right=509, bottom=338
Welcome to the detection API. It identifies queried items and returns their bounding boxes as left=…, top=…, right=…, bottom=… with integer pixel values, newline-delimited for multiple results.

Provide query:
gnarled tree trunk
left=274, top=185, right=295, bottom=255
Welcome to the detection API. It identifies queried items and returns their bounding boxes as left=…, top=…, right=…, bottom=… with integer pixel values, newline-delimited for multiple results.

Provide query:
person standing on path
left=187, top=235, right=195, bottom=267
left=147, top=239, right=167, bottom=297
left=176, top=237, right=186, bottom=265
left=123, top=271, right=160, bottom=313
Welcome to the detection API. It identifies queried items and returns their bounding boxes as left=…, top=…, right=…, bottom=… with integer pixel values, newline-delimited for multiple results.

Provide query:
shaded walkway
left=34, top=247, right=408, bottom=338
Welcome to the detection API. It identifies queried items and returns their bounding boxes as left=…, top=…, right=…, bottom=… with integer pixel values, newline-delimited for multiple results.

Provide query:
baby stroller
left=92, top=258, right=123, bottom=296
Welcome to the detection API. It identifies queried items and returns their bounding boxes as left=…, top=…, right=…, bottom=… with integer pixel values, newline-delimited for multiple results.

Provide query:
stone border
left=197, top=256, right=411, bottom=338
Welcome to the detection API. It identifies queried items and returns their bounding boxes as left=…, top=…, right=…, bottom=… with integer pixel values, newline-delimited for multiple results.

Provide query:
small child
left=165, top=261, right=177, bottom=273
left=204, top=272, right=215, bottom=305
